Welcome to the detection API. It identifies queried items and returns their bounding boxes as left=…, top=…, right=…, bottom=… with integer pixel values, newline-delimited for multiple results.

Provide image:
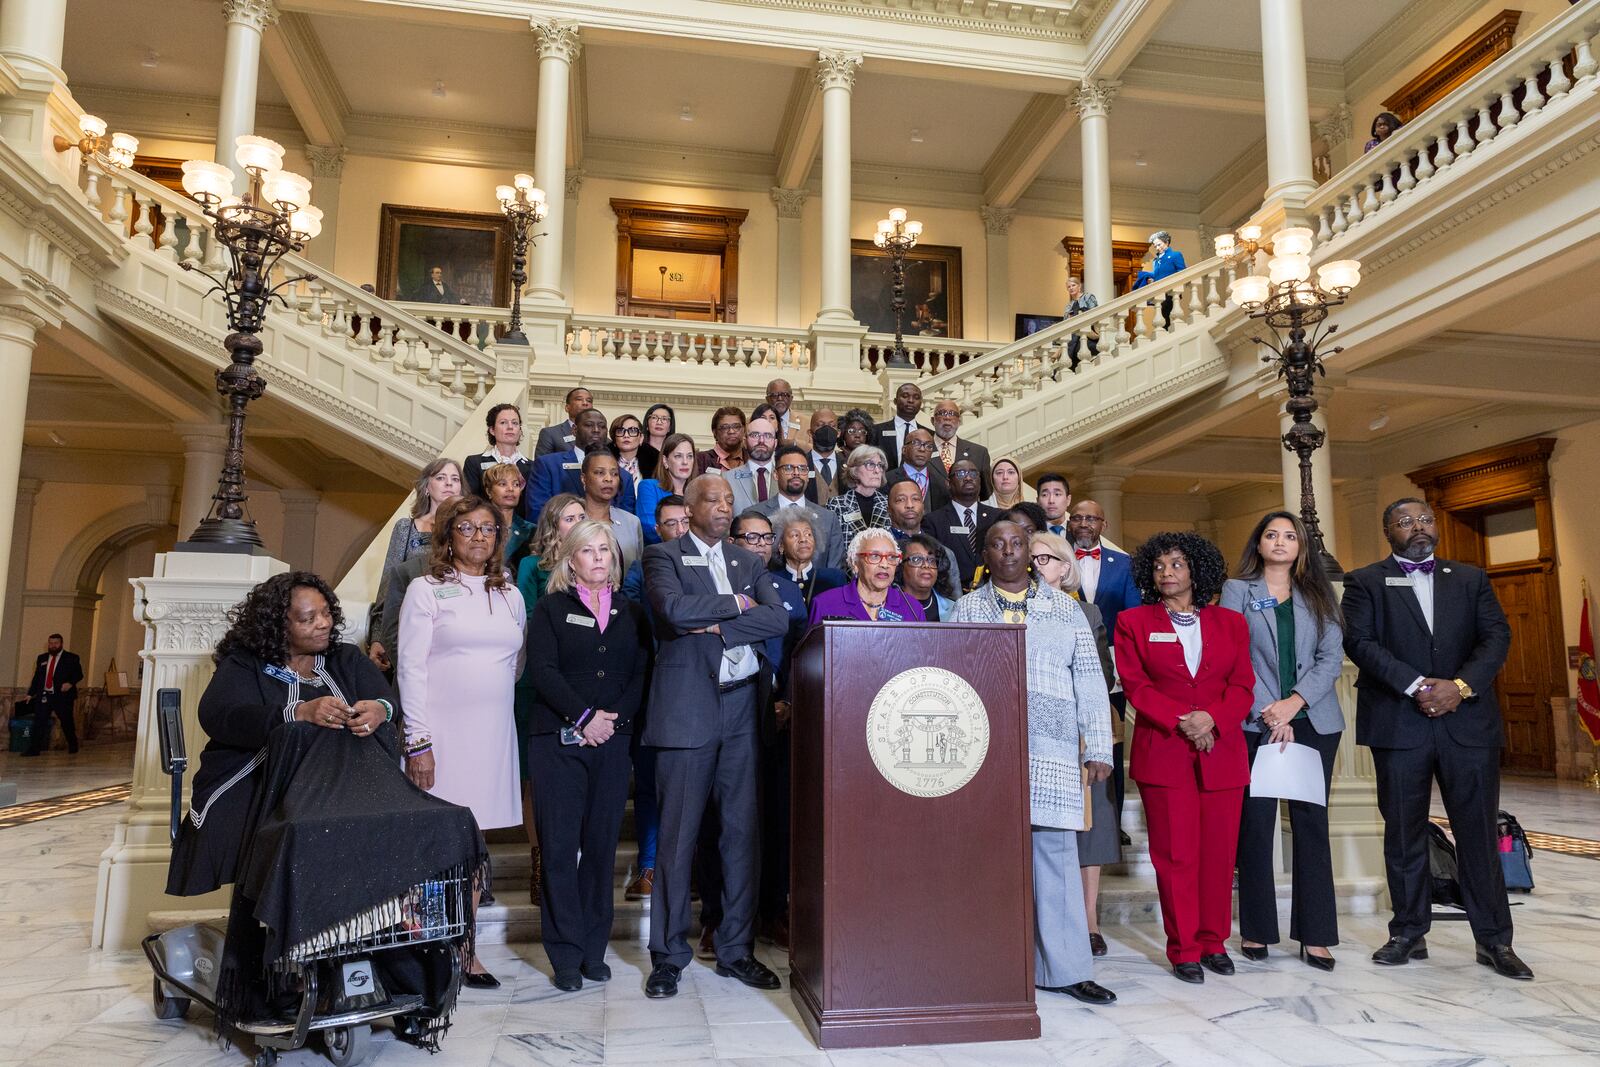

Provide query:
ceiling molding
left=71, top=84, right=303, bottom=150
left=1121, top=42, right=1345, bottom=116
left=772, top=67, right=824, bottom=190
left=1197, top=133, right=1267, bottom=227
left=981, top=92, right=1076, bottom=207
left=1084, top=0, right=1177, bottom=79
left=1342, top=0, right=1489, bottom=105
left=262, top=11, right=351, bottom=146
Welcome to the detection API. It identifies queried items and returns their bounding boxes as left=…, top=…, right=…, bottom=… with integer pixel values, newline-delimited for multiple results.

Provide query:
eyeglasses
left=647, top=413, right=672, bottom=423
left=715, top=422, right=744, bottom=433
left=1068, top=515, right=1104, bottom=525
left=737, top=532, right=776, bottom=545
left=659, top=518, right=691, bottom=534
left=614, top=426, right=643, bottom=437
left=766, top=391, right=792, bottom=400
left=1387, top=514, right=1437, bottom=531
left=858, top=551, right=902, bottom=565
left=1031, top=553, right=1063, bottom=566
left=453, top=521, right=500, bottom=538
left=746, top=431, right=777, bottom=442
left=857, top=460, right=886, bottom=470
left=776, top=463, right=809, bottom=473
left=903, top=554, right=938, bottom=568
left=950, top=469, right=979, bottom=479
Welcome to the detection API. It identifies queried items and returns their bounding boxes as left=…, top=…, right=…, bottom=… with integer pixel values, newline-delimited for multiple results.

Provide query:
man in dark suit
left=886, top=428, right=950, bottom=515
left=527, top=408, right=636, bottom=519
left=641, top=476, right=790, bottom=999
left=925, top=458, right=998, bottom=591
left=804, top=416, right=841, bottom=507
left=929, top=399, right=992, bottom=501
left=1342, top=497, right=1530, bottom=980
left=20, top=634, right=84, bottom=756
left=534, top=387, right=593, bottom=459
left=410, top=265, right=464, bottom=304
left=753, top=445, right=846, bottom=569
left=873, top=381, right=926, bottom=469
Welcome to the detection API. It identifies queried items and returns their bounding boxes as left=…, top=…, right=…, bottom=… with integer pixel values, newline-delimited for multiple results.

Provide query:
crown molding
left=1342, top=0, right=1489, bottom=104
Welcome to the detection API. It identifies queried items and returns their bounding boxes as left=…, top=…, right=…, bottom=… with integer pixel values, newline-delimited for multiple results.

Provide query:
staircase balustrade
left=859, top=335, right=1007, bottom=376
left=564, top=315, right=813, bottom=369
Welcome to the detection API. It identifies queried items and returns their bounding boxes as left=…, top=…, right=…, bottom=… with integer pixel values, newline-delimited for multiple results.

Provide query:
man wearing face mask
left=806, top=416, right=842, bottom=507
left=1342, top=498, right=1527, bottom=981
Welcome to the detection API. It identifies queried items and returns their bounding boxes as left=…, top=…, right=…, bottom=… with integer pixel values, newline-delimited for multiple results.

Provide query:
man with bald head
left=929, top=398, right=992, bottom=500
left=728, top=415, right=779, bottom=514
left=765, top=379, right=797, bottom=442
left=806, top=409, right=841, bottom=506
left=887, top=427, right=950, bottom=514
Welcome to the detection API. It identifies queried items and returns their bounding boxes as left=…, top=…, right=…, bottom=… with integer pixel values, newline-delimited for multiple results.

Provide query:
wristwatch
left=1452, top=678, right=1474, bottom=700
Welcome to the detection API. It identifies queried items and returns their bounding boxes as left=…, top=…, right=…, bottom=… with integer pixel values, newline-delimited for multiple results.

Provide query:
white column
left=561, top=169, right=583, bottom=306
left=1, top=477, right=41, bottom=686
left=815, top=50, right=862, bottom=324
left=1259, top=0, right=1318, bottom=208
left=771, top=187, right=807, bottom=328
left=216, top=0, right=278, bottom=188
left=981, top=206, right=1015, bottom=342
left=303, top=145, right=345, bottom=268
left=278, top=489, right=321, bottom=571
left=1084, top=465, right=1133, bottom=545
left=528, top=19, right=579, bottom=306
left=0, top=307, right=43, bottom=624
left=0, top=0, right=68, bottom=79
left=176, top=423, right=228, bottom=537
left=1279, top=390, right=1337, bottom=558
left=1072, top=80, right=1118, bottom=304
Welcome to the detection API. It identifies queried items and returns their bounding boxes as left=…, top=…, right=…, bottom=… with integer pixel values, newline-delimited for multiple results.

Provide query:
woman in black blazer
left=524, top=517, right=652, bottom=992
left=463, top=403, right=534, bottom=507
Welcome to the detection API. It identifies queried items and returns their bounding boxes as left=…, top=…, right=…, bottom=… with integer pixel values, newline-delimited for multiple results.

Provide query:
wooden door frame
left=1407, top=437, right=1563, bottom=772
left=611, top=198, right=747, bottom=322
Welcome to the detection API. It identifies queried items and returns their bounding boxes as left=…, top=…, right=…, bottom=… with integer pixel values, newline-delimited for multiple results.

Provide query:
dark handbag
left=1497, top=809, right=1535, bottom=892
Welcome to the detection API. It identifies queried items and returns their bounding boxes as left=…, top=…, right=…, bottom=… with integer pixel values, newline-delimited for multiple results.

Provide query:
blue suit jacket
left=1134, top=247, right=1187, bottom=289
left=1089, top=545, right=1142, bottom=643
left=526, top=449, right=637, bottom=521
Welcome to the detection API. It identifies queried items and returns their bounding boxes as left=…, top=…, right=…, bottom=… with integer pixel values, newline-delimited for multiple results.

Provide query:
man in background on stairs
left=1038, top=473, right=1072, bottom=538
left=925, top=458, right=999, bottom=592
left=19, top=633, right=83, bottom=756
left=806, top=412, right=841, bottom=507
left=873, top=382, right=927, bottom=469
left=765, top=379, right=799, bottom=444
left=888, top=428, right=951, bottom=515
left=529, top=408, right=637, bottom=520
left=535, top=387, right=594, bottom=459
left=696, top=406, right=748, bottom=475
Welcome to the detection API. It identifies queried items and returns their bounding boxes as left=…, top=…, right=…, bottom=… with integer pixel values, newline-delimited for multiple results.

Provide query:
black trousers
left=1108, top=693, right=1127, bottom=824
left=1372, top=717, right=1513, bottom=946
left=528, top=731, right=632, bottom=975
left=649, top=685, right=759, bottom=969
left=1237, top=721, right=1341, bottom=947
left=27, top=694, right=78, bottom=754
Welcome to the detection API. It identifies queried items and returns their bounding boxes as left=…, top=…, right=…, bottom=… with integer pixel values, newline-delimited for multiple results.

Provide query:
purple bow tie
left=1399, top=559, right=1435, bottom=575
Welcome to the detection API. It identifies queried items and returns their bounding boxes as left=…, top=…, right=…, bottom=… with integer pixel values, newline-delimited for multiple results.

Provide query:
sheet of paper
left=1248, top=740, right=1327, bottom=806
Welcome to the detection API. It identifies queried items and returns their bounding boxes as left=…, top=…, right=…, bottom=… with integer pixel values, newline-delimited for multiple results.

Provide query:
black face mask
left=812, top=425, right=839, bottom=452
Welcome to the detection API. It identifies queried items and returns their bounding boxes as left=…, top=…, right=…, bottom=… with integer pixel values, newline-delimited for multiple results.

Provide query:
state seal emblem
left=866, top=666, right=990, bottom=798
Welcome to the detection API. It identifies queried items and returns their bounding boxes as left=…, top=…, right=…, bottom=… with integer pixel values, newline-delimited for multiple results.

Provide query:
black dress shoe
left=1050, top=980, right=1116, bottom=1005
left=462, top=970, right=501, bottom=989
left=716, top=955, right=781, bottom=990
left=580, top=961, right=611, bottom=982
left=1371, top=936, right=1427, bottom=966
left=1300, top=945, right=1336, bottom=971
left=645, top=962, right=681, bottom=999
left=1476, top=943, right=1533, bottom=980
left=1200, top=952, right=1235, bottom=976
left=1240, top=944, right=1269, bottom=962
left=1173, top=962, right=1204, bottom=983
left=1088, top=933, right=1108, bottom=957
left=552, top=971, right=582, bottom=992
left=393, top=1014, right=426, bottom=1043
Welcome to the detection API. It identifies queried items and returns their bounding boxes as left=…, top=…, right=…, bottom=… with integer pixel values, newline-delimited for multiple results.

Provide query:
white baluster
left=472, top=372, right=488, bottom=404
left=377, top=326, right=396, bottom=366
left=1102, top=313, right=1121, bottom=355
left=156, top=207, right=180, bottom=260
left=1345, top=184, right=1365, bottom=225
left=426, top=342, right=443, bottom=385
left=1329, top=197, right=1348, bottom=235
left=1498, top=81, right=1522, bottom=131
left=1361, top=176, right=1381, bottom=215
left=132, top=194, right=156, bottom=249
left=1434, top=124, right=1456, bottom=168
left=1474, top=100, right=1497, bottom=144
left=1167, top=284, right=1186, bottom=329
left=1522, top=63, right=1547, bottom=114
left=107, top=177, right=129, bottom=233
left=1205, top=269, right=1222, bottom=312
left=400, top=333, right=420, bottom=374
left=1316, top=207, right=1333, bottom=242
left=1544, top=50, right=1571, bottom=98
left=1413, top=141, right=1436, bottom=182
left=1395, top=154, right=1415, bottom=194
left=180, top=214, right=204, bottom=268
left=83, top=168, right=102, bottom=217
left=449, top=357, right=465, bottom=397
left=1454, top=114, right=1475, bottom=155
left=202, top=218, right=227, bottom=273
left=1573, top=25, right=1598, bottom=81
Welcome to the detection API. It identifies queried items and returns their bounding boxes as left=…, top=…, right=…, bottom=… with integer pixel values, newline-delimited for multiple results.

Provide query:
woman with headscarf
left=982, top=456, right=1034, bottom=510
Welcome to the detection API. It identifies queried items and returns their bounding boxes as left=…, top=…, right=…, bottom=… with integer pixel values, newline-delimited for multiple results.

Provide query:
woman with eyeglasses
left=895, top=532, right=956, bottom=621
left=398, top=494, right=526, bottom=988
left=826, top=444, right=893, bottom=542
left=640, top=404, right=676, bottom=477
left=609, top=413, right=649, bottom=484
left=807, top=528, right=926, bottom=624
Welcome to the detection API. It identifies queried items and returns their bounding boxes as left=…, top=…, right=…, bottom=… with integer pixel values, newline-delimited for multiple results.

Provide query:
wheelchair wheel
left=322, top=1023, right=373, bottom=1066
left=151, top=976, right=190, bottom=1020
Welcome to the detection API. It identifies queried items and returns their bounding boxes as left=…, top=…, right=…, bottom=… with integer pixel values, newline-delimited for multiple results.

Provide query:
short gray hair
left=769, top=506, right=819, bottom=556
left=845, top=527, right=898, bottom=575
left=1150, top=230, right=1172, bottom=245
left=845, top=443, right=888, bottom=472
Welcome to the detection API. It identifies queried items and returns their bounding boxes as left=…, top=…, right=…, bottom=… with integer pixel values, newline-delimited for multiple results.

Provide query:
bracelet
left=405, top=742, right=432, bottom=758
left=574, top=707, right=595, bottom=730
left=377, top=698, right=395, bottom=722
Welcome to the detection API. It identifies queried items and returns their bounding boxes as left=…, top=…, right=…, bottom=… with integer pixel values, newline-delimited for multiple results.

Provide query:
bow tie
left=1398, top=559, right=1435, bottom=575
left=1075, top=547, right=1101, bottom=560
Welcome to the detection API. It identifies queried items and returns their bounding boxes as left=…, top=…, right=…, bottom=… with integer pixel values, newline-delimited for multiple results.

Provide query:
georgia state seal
left=866, top=666, right=990, bottom=798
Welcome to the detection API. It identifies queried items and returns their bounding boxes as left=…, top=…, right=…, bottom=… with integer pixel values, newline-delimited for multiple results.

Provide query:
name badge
left=562, top=433, right=574, bottom=442
left=684, top=556, right=710, bottom=568
left=1027, top=599, right=1050, bottom=614
left=1386, top=576, right=1415, bottom=587
left=1149, top=632, right=1179, bottom=643
left=262, top=664, right=301, bottom=685
left=566, top=613, right=595, bottom=628
left=878, top=608, right=904, bottom=622
left=434, top=585, right=465, bottom=599
left=807, top=470, right=816, bottom=479
left=1249, top=596, right=1278, bottom=611
left=844, top=511, right=862, bottom=524
left=562, top=461, right=581, bottom=470
left=949, top=525, right=970, bottom=535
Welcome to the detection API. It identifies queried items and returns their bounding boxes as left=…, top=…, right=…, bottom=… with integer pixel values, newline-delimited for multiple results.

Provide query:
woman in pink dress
left=399, top=494, right=525, bottom=987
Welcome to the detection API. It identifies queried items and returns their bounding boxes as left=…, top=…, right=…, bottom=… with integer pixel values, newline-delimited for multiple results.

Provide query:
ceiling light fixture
left=909, top=128, right=924, bottom=143
left=432, top=80, right=446, bottom=99
left=141, top=50, right=160, bottom=69
left=679, top=105, right=694, bottom=122
left=1368, top=406, right=1390, bottom=432
left=1133, top=151, right=1148, bottom=167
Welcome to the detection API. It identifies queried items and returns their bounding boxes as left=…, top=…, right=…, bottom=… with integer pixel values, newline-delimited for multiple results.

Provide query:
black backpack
left=1428, top=823, right=1464, bottom=907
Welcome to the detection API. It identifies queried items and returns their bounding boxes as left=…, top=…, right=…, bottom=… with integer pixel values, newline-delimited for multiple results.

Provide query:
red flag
left=1578, top=580, right=1600, bottom=744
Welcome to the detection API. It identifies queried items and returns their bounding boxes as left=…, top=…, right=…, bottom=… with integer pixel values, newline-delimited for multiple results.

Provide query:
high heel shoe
left=1300, top=944, right=1335, bottom=971
left=1240, top=944, right=1268, bottom=961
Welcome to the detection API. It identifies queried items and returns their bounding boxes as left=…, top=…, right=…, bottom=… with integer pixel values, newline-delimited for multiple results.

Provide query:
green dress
left=1274, top=596, right=1306, bottom=720
left=512, top=552, right=550, bottom=779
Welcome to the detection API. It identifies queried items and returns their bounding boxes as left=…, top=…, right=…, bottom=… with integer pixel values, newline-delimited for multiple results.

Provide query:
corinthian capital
left=1316, top=102, right=1354, bottom=148
left=531, top=18, right=582, bottom=64
left=222, top=0, right=279, bottom=31
left=1072, top=79, right=1119, bottom=119
left=770, top=187, right=808, bottom=219
left=815, top=50, right=863, bottom=92
left=980, top=205, right=1016, bottom=236
left=305, top=144, right=346, bottom=179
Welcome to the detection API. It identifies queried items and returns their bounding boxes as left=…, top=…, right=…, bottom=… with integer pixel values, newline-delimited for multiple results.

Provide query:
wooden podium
left=789, top=621, right=1039, bottom=1049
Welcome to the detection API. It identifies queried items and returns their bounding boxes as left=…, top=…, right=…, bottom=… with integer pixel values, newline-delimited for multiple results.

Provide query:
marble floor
left=1, top=766, right=1597, bottom=1067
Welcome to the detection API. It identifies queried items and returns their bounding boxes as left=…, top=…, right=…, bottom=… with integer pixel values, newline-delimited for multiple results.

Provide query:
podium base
left=792, top=969, right=1040, bottom=1050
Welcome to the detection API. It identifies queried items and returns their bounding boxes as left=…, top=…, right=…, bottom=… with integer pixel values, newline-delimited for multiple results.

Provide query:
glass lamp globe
left=1272, top=227, right=1315, bottom=257
left=1229, top=275, right=1270, bottom=306
left=234, top=135, right=285, bottom=175
left=1317, top=260, right=1362, bottom=293
left=181, top=159, right=235, bottom=203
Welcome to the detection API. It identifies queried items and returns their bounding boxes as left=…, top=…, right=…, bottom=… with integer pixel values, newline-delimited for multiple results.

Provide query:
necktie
left=707, top=550, right=744, bottom=671
left=819, top=457, right=833, bottom=484
left=940, top=441, right=954, bottom=470
left=1050, top=524, right=1065, bottom=537
left=1399, top=559, right=1435, bottom=575
left=45, top=653, right=57, bottom=690
left=963, top=508, right=977, bottom=556
left=756, top=467, right=768, bottom=502
left=1075, top=547, right=1101, bottom=560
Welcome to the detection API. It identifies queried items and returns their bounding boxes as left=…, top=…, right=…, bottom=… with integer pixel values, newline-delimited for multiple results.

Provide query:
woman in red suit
left=1113, top=531, right=1254, bottom=983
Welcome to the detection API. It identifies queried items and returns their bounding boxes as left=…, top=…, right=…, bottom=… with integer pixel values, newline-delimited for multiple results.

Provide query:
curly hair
left=1130, top=530, right=1227, bottom=607
left=214, top=571, right=344, bottom=666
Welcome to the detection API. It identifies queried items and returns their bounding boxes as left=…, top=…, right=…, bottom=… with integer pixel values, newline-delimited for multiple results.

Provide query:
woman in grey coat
left=953, top=520, right=1116, bottom=1005
left=1221, top=511, right=1346, bottom=970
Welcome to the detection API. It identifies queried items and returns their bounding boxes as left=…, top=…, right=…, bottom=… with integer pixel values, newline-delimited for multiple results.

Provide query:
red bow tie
left=1075, top=547, right=1101, bottom=560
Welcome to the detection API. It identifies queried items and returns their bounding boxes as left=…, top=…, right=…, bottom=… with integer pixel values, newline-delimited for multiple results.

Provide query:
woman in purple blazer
left=807, top=528, right=927, bottom=625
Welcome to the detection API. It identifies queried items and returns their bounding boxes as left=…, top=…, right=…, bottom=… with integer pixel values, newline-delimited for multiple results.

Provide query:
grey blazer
left=1219, top=577, right=1345, bottom=735
left=534, top=420, right=575, bottom=459
left=750, top=496, right=846, bottom=570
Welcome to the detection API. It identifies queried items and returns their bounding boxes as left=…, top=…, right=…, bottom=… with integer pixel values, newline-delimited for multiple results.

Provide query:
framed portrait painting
left=850, top=241, right=963, bottom=338
left=377, top=204, right=511, bottom=308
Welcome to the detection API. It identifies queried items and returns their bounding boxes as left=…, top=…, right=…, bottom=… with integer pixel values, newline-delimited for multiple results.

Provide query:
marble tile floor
left=0, top=739, right=136, bottom=804
left=4, top=784, right=1600, bottom=1067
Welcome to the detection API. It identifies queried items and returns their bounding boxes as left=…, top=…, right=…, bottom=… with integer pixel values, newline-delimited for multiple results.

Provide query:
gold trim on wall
left=1383, top=10, right=1522, bottom=123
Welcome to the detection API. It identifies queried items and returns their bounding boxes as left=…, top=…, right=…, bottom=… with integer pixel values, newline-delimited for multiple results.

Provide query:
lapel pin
left=1442, top=567, right=1451, bottom=573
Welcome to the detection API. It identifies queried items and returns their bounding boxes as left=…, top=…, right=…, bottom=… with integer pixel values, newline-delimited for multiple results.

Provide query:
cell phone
left=560, top=726, right=583, bottom=746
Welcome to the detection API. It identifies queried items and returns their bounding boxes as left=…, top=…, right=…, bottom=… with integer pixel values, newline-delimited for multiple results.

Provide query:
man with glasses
left=535, top=386, right=593, bottom=458
left=928, top=399, right=992, bottom=501
left=1343, top=498, right=1528, bottom=981
left=529, top=407, right=637, bottom=520
left=925, top=458, right=999, bottom=591
left=765, top=379, right=798, bottom=442
left=753, top=445, right=846, bottom=569
left=729, top=416, right=779, bottom=514
left=696, top=406, right=747, bottom=475
left=888, top=427, right=950, bottom=514
left=885, top=478, right=959, bottom=590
